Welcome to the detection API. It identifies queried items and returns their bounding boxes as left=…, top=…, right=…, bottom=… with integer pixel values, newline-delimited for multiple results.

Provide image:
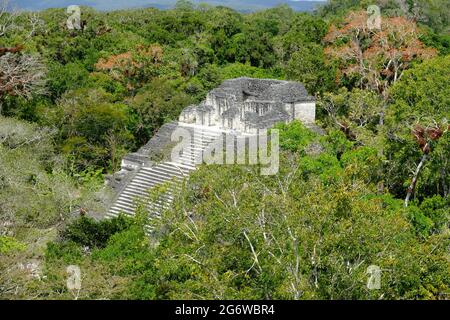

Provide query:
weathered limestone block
left=294, top=102, right=316, bottom=123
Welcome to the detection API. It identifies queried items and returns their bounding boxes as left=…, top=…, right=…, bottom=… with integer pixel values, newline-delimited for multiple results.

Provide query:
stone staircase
left=106, top=125, right=224, bottom=231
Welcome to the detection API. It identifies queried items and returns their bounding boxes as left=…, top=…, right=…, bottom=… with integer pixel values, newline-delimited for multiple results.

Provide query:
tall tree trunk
left=404, top=143, right=430, bottom=207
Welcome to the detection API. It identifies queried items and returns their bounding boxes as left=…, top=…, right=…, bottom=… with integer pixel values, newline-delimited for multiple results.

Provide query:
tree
left=0, top=1, right=46, bottom=114
left=319, top=88, right=383, bottom=147
left=285, top=43, right=336, bottom=95
left=0, top=116, right=87, bottom=229
left=386, top=55, right=450, bottom=202
left=174, top=0, right=195, bottom=11
left=388, top=55, right=450, bottom=123
left=0, top=51, right=47, bottom=115
left=404, top=124, right=448, bottom=207
left=318, top=0, right=450, bottom=33
left=129, top=79, right=193, bottom=146
left=0, top=3, right=47, bottom=115
left=0, top=0, right=16, bottom=37
left=275, top=12, right=327, bottom=61
left=95, top=44, right=164, bottom=93
left=324, top=10, right=436, bottom=124
left=179, top=48, right=199, bottom=77
left=49, top=88, right=133, bottom=171
left=228, top=25, right=276, bottom=68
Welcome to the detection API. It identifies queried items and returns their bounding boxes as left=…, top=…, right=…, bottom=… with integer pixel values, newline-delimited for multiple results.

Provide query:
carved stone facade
left=179, top=77, right=316, bottom=133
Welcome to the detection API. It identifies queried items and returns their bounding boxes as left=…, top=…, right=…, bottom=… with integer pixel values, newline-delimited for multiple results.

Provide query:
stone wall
left=294, top=102, right=316, bottom=124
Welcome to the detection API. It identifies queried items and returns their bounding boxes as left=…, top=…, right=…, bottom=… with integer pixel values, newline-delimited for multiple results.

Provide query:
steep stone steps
left=106, top=125, right=224, bottom=228
left=106, top=163, right=185, bottom=219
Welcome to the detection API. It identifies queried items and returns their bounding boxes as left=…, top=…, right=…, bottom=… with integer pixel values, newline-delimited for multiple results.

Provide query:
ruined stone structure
left=106, top=78, right=315, bottom=231
left=179, top=77, right=315, bottom=133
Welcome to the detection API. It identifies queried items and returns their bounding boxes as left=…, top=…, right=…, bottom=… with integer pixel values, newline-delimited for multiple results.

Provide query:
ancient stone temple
left=179, top=77, right=315, bottom=133
left=105, top=78, right=315, bottom=232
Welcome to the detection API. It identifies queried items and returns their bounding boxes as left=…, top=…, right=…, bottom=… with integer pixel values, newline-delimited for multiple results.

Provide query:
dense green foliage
left=0, top=0, right=448, bottom=300
left=24, top=122, right=448, bottom=300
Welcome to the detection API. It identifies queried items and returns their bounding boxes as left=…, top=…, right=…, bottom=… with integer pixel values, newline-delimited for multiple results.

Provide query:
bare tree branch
left=0, top=0, right=17, bottom=37
left=0, top=52, right=47, bottom=114
left=243, top=230, right=262, bottom=274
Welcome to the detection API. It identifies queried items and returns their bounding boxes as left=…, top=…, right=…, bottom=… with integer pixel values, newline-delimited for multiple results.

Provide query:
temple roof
left=211, top=77, right=315, bottom=103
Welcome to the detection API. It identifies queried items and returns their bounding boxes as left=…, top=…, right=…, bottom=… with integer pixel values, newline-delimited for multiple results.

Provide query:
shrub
left=62, top=215, right=133, bottom=249
left=0, top=236, right=26, bottom=254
